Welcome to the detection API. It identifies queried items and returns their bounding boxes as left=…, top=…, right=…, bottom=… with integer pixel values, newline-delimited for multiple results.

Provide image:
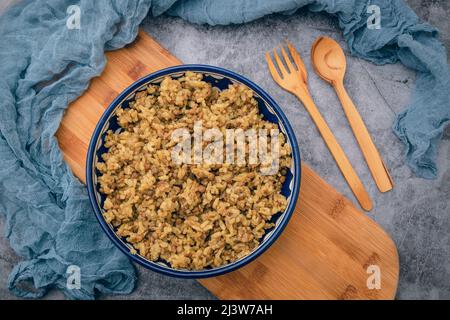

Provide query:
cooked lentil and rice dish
left=96, top=72, right=292, bottom=270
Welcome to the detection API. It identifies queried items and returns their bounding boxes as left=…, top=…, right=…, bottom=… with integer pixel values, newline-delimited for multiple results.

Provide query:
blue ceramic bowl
left=86, top=65, right=301, bottom=278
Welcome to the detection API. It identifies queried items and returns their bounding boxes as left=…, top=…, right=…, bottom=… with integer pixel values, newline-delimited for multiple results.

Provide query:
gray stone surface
left=0, top=0, right=449, bottom=300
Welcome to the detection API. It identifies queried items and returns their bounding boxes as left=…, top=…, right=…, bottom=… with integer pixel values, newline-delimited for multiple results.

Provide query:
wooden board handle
left=334, top=81, right=393, bottom=193
left=295, top=90, right=373, bottom=211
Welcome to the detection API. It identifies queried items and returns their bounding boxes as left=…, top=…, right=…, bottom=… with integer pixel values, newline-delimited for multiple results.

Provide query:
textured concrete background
left=0, top=0, right=449, bottom=300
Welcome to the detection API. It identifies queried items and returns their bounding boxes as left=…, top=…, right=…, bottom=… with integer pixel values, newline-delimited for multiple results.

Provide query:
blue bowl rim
left=86, top=64, right=301, bottom=279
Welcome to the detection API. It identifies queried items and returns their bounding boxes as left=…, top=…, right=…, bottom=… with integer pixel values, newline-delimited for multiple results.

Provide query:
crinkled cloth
left=0, top=0, right=448, bottom=299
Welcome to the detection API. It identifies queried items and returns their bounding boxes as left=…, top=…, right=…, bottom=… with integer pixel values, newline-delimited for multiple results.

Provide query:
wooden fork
left=266, top=41, right=373, bottom=211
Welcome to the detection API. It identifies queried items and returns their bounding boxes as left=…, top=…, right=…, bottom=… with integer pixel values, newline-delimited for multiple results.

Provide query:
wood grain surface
left=56, top=30, right=399, bottom=300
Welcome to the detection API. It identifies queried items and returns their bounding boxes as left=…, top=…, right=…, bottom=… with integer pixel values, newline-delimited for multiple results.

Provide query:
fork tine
left=280, top=46, right=295, bottom=74
left=272, top=49, right=288, bottom=77
left=265, top=52, right=282, bottom=82
left=287, top=41, right=307, bottom=81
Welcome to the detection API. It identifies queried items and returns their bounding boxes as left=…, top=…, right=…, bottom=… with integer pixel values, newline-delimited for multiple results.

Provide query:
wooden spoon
left=311, top=36, right=393, bottom=193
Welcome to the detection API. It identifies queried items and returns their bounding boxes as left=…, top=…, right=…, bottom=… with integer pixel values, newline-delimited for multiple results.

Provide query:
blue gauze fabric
left=0, top=0, right=448, bottom=299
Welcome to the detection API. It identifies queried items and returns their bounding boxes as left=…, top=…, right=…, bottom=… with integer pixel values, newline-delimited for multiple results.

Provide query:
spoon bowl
left=311, top=36, right=347, bottom=84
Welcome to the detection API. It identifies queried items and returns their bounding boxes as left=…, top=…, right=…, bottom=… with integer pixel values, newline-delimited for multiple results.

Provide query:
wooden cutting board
left=56, top=30, right=399, bottom=300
